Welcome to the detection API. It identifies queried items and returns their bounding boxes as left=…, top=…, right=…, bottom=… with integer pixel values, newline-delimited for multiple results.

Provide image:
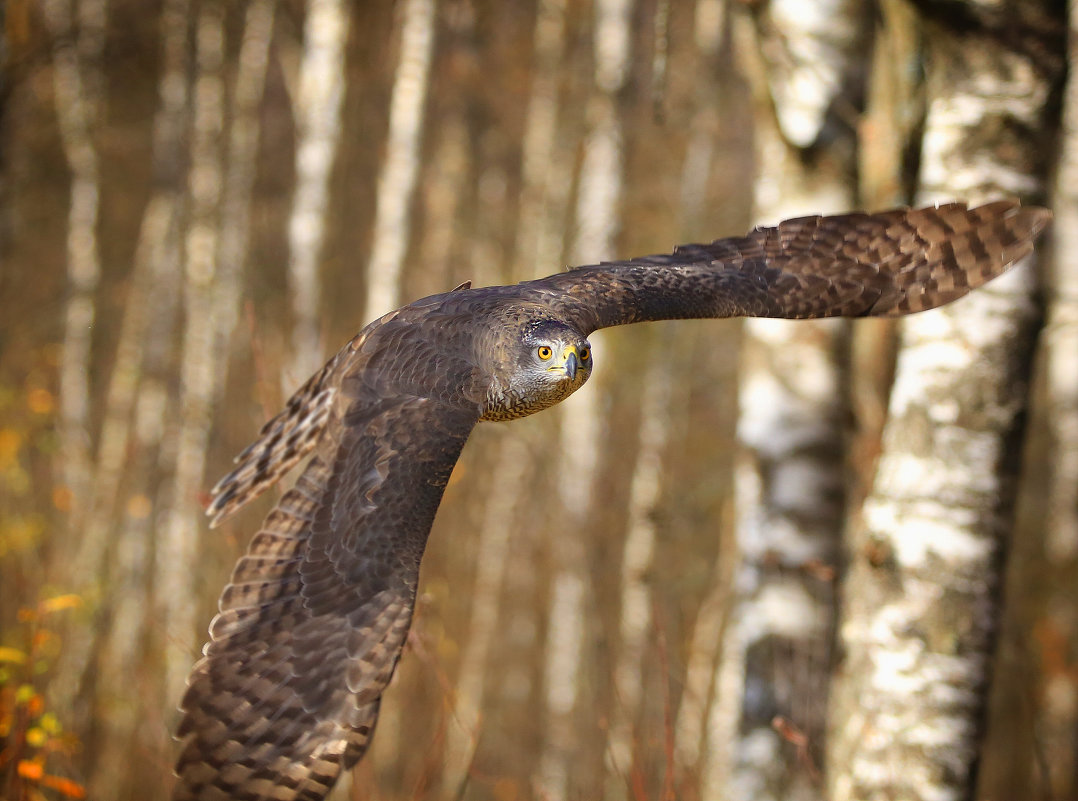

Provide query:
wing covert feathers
left=530, top=200, right=1050, bottom=332
left=175, top=391, right=478, bottom=801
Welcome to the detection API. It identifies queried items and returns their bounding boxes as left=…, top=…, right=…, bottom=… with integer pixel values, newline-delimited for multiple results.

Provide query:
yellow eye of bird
left=579, top=347, right=590, bottom=362
left=538, top=345, right=553, bottom=360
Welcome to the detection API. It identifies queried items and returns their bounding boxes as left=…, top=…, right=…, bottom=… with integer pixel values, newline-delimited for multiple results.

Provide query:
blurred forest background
left=0, top=0, right=1074, bottom=799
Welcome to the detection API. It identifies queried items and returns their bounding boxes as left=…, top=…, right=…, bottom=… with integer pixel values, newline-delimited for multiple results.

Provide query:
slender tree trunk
left=76, top=0, right=191, bottom=600
left=43, top=0, right=109, bottom=736
left=606, top=345, right=676, bottom=781
left=706, top=3, right=866, bottom=799
left=539, top=2, right=631, bottom=798
left=671, top=1, right=733, bottom=779
left=157, top=0, right=227, bottom=700
left=361, top=0, right=436, bottom=324
left=287, top=0, right=349, bottom=383
left=212, top=0, right=275, bottom=394
left=1032, top=5, right=1078, bottom=793
left=443, top=0, right=568, bottom=785
left=827, top=5, right=1063, bottom=800
left=43, top=0, right=103, bottom=529
left=95, top=221, right=184, bottom=798
left=78, top=3, right=197, bottom=792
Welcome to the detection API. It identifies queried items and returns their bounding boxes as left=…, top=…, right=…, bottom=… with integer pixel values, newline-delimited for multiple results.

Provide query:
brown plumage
left=173, top=201, right=1050, bottom=801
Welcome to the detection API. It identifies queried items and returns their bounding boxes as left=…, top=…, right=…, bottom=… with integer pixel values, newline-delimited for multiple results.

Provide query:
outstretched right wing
left=524, top=200, right=1051, bottom=334
left=174, top=391, right=479, bottom=801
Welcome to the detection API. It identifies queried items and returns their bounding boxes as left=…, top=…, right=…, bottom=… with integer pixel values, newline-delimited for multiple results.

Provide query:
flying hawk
left=173, top=201, right=1050, bottom=800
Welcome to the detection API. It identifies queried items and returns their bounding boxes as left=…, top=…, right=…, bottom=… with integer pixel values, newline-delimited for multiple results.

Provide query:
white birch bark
left=43, top=0, right=113, bottom=731
left=138, top=0, right=273, bottom=716
left=671, top=0, right=730, bottom=771
left=157, top=0, right=227, bottom=699
left=42, top=0, right=103, bottom=525
left=412, top=113, right=469, bottom=296
left=706, top=3, right=864, bottom=799
left=95, top=225, right=184, bottom=798
left=361, top=0, right=436, bottom=324
left=287, top=0, right=349, bottom=382
left=514, top=0, right=568, bottom=280
left=827, top=6, right=1058, bottom=799
left=606, top=349, right=675, bottom=779
left=443, top=432, right=529, bottom=786
left=77, top=0, right=192, bottom=588
left=212, top=0, right=276, bottom=387
left=539, top=3, right=631, bottom=798
left=1036, top=5, right=1078, bottom=790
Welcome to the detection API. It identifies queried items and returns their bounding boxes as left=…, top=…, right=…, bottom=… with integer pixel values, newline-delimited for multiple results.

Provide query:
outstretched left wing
left=523, top=201, right=1050, bottom=334
left=174, top=391, right=479, bottom=801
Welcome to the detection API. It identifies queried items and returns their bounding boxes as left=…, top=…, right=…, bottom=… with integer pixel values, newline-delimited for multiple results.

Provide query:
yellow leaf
left=39, top=595, right=82, bottom=615
left=0, top=646, right=26, bottom=664
left=15, top=683, right=36, bottom=704
left=0, top=428, right=20, bottom=470
left=26, top=727, right=47, bottom=747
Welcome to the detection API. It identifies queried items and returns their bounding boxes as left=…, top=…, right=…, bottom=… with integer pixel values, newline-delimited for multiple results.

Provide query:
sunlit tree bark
left=157, top=0, right=227, bottom=700
left=607, top=344, right=675, bottom=783
left=95, top=243, right=183, bottom=798
left=671, top=0, right=733, bottom=777
left=539, top=3, right=631, bottom=798
left=706, top=3, right=866, bottom=799
left=1032, top=5, right=1078, bottom=793
left=827, top=4, right=1063, bottom=800
left=443, top=0, right=568, bottom=785
left=77, top=0, right=191, bottom=603
left=42, top=0, right=103, bottom=528
left=212, top=0, right=275, bottom=391
left=287, top=0, right=349, bottom=382
left=44, top=0, right=111, bottom=736
left=361, top=0, right=436, bottom=324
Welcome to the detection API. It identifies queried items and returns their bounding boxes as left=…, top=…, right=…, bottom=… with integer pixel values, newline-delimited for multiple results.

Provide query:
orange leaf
left=40, top=774, right=87, bottom=799
left=17, top=759, right=44, bottom=779
left=26, top=388, right=55, bottom=416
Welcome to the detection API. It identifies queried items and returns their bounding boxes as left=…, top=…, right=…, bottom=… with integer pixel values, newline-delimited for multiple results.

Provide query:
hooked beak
left=564, top=350, right=578, bottom=380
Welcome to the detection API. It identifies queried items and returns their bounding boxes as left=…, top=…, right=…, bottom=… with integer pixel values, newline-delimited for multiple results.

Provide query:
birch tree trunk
left=539, top=2, right=631, bottom=798
left=43, top=0, right=109, bottom=730
left=1032, top=5, right=1078, bottom=792
left=606, top=343, right=676, bottom=785
left=287, top=0, right=349, bottom=383
left=827, top=5, right=1063, bottom=800
left=443, top=0, right=568, bottom=786
left=707, top=3, right=866, bottom=799
left=361, top=0, right=436, bottom=324
left=157, top=0, right=227, bottom=700
left=43, top=0, right=103, bottom=530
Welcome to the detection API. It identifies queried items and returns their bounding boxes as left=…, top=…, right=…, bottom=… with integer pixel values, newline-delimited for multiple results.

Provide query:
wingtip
left=1021, top=205, right=1053, bottom=237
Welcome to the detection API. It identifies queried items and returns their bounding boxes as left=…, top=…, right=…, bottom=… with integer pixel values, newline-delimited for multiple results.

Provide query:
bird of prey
left=173, top=201, right=1049, bottom=800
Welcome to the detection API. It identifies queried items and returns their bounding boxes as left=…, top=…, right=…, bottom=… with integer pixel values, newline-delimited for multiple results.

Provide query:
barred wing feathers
left=174, top=392, right=479, bottom=801
left=527, top=200, right=1051, bottom=333
left=206, top=336, right=362, bottom=527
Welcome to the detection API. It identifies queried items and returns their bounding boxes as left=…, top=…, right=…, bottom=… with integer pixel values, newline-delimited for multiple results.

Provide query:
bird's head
left=481, top=316, right=593, bottom=421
